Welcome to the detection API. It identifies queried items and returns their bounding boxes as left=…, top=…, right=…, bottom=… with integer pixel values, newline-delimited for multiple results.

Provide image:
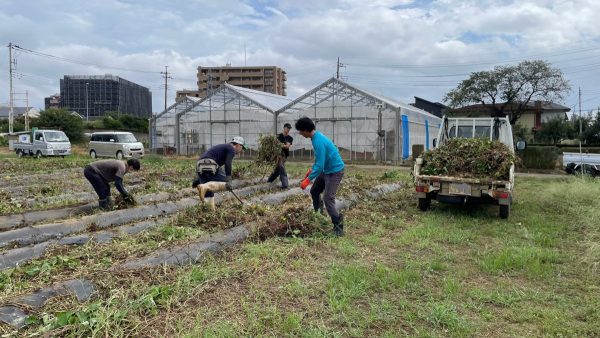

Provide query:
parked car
left=88, top=132, right=144, bottom=159
left=14, top=129, right=72, bottom=158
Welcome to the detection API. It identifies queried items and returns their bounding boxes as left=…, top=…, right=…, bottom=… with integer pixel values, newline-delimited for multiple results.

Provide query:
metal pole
left=8, top=42, right=14, bottom=134
left=86, top=82, right=89, bottom=122
left=25, top=90, right=29, bottom=131
left=579, top=87, right=583, bottom=168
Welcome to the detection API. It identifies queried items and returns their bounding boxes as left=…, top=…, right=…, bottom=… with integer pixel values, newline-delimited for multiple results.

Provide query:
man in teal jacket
left=295, top=117, right=346, bottom=236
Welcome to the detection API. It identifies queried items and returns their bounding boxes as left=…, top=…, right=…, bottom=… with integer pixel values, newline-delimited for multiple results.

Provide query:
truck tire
left=16, top=149, right=23, bottom=158
left=116, top=151, right=123, bottom=160
left=35, top=151, right=43, bottom=159
left=499, top=204, right=510, bottom=219
left=418, top=197, right=431, bottom=211
left=90, top=150, right=97, bottom=159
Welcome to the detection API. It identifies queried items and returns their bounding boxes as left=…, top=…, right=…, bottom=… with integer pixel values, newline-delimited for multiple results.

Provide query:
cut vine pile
left=233, top=135, right=282, bottom=179
left=420, top=138, right=517, bottom=180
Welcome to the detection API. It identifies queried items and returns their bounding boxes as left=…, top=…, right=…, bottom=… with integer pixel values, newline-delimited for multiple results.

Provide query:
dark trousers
left=198, top=170, right=228, bottom=198
left=84, top=165, right=110, bottom=200
left=267, top=158, right=289, bottom=188
left=310, top=170, right=344, bottom=221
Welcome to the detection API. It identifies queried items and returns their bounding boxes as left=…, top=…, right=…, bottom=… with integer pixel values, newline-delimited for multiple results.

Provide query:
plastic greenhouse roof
left=277, top=77, right=440, bottom=121
left=223, top=83, right=294, bottom=112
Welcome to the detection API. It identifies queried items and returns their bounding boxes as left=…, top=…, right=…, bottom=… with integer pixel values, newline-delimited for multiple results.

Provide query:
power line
left=12, top=44, right=161, bottom=74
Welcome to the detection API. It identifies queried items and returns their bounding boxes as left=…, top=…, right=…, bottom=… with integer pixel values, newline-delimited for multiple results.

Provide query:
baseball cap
left=231, top=136, right=248, bottom=149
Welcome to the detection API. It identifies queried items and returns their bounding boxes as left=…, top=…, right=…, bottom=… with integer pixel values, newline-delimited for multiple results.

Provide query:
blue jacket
left=309, top=131, right=345, bottom=180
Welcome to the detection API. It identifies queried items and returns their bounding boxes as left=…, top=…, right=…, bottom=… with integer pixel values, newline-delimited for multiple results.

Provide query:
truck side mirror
left=432, top=138, right=437, bottom=148
left=516, top=140, right=527, bottom=151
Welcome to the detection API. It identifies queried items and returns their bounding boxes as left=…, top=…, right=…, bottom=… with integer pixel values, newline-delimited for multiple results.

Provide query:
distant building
left=450, top=101, right=570, bottom=131
left=44, top=94, right=61, bottom=110
left=59, top=75, right=152, bottom=119
left=0, top=106, right=40, bottom=119
left=176, top=65, right=287, bottom=101
left=411, top=97, right=447, bottom=118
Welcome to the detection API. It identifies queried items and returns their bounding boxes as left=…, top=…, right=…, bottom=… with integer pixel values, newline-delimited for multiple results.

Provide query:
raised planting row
left=0, top=179, right=278, bottom=270
left=0, top=179, right=287, bottom=250
left=0, top=182, right=406, bottom=329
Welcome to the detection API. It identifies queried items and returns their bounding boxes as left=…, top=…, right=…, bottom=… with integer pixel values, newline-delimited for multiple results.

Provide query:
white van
left=88, top=132, right=145, bottom=159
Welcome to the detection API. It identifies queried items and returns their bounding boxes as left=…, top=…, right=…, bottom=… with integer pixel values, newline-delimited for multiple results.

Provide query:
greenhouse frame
left=156, top=83, right=292, bottom=156
left=150, top=78, right=441, bottom=162
left=277, top=77, right=441, bottom=162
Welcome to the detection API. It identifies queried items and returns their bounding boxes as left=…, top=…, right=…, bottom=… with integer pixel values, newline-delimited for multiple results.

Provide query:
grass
left=0, top=154, right=599, bottom=336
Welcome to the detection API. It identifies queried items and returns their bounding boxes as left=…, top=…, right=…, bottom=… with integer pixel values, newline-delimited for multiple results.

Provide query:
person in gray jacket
left=84, top=158, right=140, bottom=210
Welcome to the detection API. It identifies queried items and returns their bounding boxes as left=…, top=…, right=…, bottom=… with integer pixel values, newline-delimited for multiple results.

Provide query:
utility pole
left=85, top=83, right=90, bottom=122
left=24, top=90, right=29, bottom=131
left=8, top=42, right=14, bottom=134
left=578, top=86, right=583, bottom=167
left=160, top=66, right=172, bottom=112
left=336, top=57, right=346, bottom=80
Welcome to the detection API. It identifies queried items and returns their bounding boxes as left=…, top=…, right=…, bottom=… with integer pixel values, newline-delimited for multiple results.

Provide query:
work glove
left=123, top=193, right=135, bottom=204
left=225, top=176, right=233, bottom=191
left=300, top=178, right=311, bottom=190
left=304, top=169, right=312, bottom=179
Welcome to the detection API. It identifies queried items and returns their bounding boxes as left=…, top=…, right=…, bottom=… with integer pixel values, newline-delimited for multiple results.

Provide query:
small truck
left=563, top=152, right=600, bottom=177
left=13, top=129, right=72, bottom=158
left=413, top=116, right=525, bottom=219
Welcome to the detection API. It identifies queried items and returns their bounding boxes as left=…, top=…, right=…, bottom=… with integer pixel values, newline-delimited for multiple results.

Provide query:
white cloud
left=1, top=0, right=599, bottom=113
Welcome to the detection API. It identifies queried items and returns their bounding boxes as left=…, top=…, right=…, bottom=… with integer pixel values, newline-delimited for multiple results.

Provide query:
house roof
left=453, top=101, right=570, bottom=113
left=0, top=107, right=36, bottom=118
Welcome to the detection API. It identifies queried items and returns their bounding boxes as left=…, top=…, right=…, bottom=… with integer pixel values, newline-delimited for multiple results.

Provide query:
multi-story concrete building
left=44, top=94, right=61, bottom=110
left=176, top=65, right=286, bottom=101
left=60, top=75, right=152, bottom=119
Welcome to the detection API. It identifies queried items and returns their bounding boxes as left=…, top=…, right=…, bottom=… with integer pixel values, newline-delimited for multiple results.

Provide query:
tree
left=444, top=60, right=571, bottom=125
left=535, top=116, right=574, bottom=144
left=35, top=108, right=84, bottom=142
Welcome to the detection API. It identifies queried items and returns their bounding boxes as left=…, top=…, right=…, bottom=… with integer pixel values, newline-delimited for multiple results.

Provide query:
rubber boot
left=197, top=182, right=227, bottom=203
left=332, top=214, right=344, bottom=237
left=98, top=197, right=113, bottom=211
left=209, top=197, right=216, bottom=211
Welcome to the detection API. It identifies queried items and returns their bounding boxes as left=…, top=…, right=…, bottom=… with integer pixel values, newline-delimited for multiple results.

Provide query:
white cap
left=231, top=136, right=247, bottom=149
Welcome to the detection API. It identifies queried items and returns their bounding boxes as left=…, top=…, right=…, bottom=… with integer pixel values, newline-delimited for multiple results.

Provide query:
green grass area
left=0, top=160, right=599, bottom=336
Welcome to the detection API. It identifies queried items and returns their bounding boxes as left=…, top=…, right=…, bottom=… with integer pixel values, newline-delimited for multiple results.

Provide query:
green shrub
left=35, top=109, right=84, bottom=143
left=518, top=146, right=558, bottom=169
left=0, top=136, right=7, bottom=147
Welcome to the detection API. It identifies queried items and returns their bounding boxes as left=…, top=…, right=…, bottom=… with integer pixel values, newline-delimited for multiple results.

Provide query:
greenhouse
left=149, top=96, right=201, bottom=154
left=173, top=83, right=292, bottom=156
left=277, top=77, right=441, bottom=162
left=151, top=78, right=441, bottom=162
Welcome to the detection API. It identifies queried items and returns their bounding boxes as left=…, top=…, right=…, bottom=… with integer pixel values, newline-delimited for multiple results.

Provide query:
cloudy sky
left=1, top=0, right=600, bottom=115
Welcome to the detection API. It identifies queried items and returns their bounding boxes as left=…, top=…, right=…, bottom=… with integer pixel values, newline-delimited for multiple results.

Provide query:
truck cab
left=414, top=116, right=522, bottom=219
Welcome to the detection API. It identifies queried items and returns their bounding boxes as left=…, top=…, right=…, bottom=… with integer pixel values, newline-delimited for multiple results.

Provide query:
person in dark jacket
left=84, top=158, right=141, bottom=210
left=267, top=123, right=293, bottom=189
left=193, top=136, right=247, bottom=210
left=296, top=117, right=346, bottom=236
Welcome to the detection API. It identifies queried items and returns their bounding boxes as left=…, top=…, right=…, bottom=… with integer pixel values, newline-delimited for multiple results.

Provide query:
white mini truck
left=413, top=116, right=524, bottom=219
left=13, top=129, right=72, bottom=158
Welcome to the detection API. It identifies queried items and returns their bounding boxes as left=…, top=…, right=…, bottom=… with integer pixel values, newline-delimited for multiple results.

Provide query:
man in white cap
left=192, top=136, right=247, bottom=210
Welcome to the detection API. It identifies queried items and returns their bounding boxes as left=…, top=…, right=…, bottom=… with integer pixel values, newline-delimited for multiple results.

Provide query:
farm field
left=0, top=153, right=598, bottom=337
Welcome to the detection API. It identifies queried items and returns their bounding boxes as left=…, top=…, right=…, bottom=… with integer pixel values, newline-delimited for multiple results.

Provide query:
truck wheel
left=418, top=197, right=431, bottom=211
left=16, top=149, right=23, bottom=158
left=499, top=205, right=510, bottom=219
left=35, top=151, right=43, bottom=159
left=116, top=151, right=123, bottom=160
left=90, top=150, right=97, bottom=159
